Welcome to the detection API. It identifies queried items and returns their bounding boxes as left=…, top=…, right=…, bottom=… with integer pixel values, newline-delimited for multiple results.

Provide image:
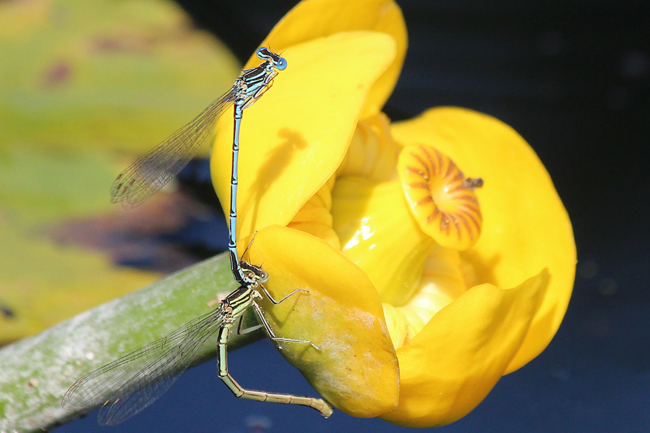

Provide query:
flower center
left=332, top=135, right=484, bottom=348
left=398, top=144, right=483, bottom=251
left=289, top=116, right=485, bottom=349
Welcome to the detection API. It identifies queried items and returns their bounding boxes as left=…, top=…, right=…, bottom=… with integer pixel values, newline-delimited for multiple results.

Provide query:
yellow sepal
left=246, top=0, right=408, bottom=119
left=381, top=269, right=550, bottom=427
left=212, top=32, right=397, bottom=240
left=243, top=225, right=400, bottom=417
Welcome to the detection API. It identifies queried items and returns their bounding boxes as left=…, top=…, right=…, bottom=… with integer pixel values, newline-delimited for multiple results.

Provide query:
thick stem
left=0, top=252, right=263, bottom=432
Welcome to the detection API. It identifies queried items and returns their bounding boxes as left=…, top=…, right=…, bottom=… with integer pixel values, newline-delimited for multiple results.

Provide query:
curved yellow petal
left=337, top=113, right=398, bottom=182
left=288, top=176, right=340, bottom=250
left=212, top=32, right=396, bottom=240
left=381, top=269, right=550, bottom=428
left=388, top=244, right=468, bottom=348
left=247, top=0, right=407, bottom=119
left=332, top=177, right=434, bottom=306
left=243, top=225, right=399, bottom=417
left=390, top=107, right=576, bottom=373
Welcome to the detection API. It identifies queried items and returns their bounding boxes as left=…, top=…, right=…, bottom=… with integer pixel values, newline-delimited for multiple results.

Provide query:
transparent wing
left=110, top=89, right=237, bottom=208
left=62, top=306, right=227, bottom=426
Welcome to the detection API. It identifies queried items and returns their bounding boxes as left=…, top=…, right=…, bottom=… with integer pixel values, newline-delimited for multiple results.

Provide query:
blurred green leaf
left=0, top=145, right=116, bottom=223
left=0, top=0, right=241, bottom=154
left=0, top=0, right=242, bottom=343
left=0, top=145, right=162, bottom=344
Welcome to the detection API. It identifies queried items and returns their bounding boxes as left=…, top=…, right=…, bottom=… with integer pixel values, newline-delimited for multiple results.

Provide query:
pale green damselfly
left=61, top=259, right=333, bottom=425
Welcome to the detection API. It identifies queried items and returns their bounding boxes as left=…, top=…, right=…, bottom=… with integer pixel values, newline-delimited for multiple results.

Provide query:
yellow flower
left=211, top=0, right=576, bottom=428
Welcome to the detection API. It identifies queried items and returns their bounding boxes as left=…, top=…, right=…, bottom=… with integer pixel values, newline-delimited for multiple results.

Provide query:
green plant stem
left=0, top=252, right=264, bottom=432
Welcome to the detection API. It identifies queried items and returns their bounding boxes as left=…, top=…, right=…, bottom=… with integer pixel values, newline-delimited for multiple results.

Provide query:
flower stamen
left=398, top=144, right=483, bottom=250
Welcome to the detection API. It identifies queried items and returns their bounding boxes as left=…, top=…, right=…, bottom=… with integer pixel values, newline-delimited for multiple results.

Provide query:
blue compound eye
left=276, top=57, right=287, bottom=70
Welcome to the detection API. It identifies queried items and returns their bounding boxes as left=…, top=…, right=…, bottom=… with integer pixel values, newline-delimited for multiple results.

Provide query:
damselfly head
left=256, top=47, right=287, bottom=71
left=240, top=260, right=270, bottom=284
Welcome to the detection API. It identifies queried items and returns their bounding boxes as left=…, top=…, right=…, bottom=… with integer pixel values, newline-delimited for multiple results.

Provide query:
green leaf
left=0, top=252, right=263, bottom=431
left=0, top=0, right=241, bottom=154
left=0, top=144, right=164, bottom=345
left=0, top=0, right=243, bottom=343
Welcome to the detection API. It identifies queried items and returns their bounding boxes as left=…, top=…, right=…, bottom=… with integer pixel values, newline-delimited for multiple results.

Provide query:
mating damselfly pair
left=61, top=47, right=333, bottom=425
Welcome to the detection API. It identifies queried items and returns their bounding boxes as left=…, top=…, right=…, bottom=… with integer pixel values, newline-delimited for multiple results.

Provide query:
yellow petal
left=387, top=244, right=468, bottom=348
left=246, top=0, right=408, bottom=119
left=336, top=113, right=399, bottom=182
left=332, top=178, right=434, bottom=306
left=381, top=269, right=550, bottom=427
left=244, top=225, right=399, bottom=417
left=212, top=32, right=396, bottom=240
left=288, top=176, right=340, bottom=251
left=390, top=107, right=576, bottom=373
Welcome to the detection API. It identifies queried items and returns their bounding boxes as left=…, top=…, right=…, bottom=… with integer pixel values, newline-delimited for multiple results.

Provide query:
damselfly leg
left=218, top=281, right=331, bottom=416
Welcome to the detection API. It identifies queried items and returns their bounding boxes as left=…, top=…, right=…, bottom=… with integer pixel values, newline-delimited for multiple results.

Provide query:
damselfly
left=63, top=48, right=333, bottom=423
left=110, top=46, right=286, bottom=285
left=61, top=258, right=333, bottom=425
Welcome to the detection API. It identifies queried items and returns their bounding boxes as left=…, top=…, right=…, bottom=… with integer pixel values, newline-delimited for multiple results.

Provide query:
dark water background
left=57, top=1, right=650, bottom=432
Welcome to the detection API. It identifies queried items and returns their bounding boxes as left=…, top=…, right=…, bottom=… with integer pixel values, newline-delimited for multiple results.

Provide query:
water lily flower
left=211, top=0, right=576, bottom=428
